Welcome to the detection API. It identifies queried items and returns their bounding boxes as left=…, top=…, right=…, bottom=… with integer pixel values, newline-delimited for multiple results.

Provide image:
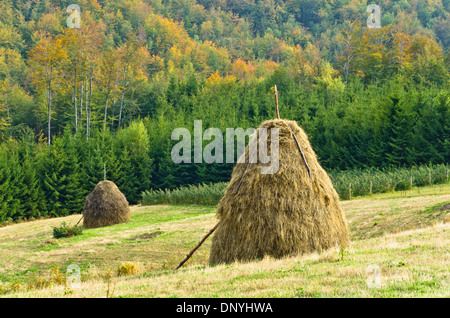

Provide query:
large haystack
left=83, top=180, right=130, bottom=228
left=209, top=119, right=349, bottom=265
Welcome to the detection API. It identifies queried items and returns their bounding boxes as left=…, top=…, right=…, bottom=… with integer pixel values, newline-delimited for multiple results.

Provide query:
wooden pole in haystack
left=275, top=85, right=280, bottom=120
left=76, top=215, right=83, bottom=226
left=276, top=84, right=312, bottom=180
left=174, top=84, right=313, bottom=270
left=288, top=124, right=311, bottom=180
left=175, top=85, right=284, bottom=270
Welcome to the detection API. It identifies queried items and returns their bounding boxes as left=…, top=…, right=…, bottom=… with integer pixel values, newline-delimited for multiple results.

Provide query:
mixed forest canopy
left=0, top=0, right=448, bottom=221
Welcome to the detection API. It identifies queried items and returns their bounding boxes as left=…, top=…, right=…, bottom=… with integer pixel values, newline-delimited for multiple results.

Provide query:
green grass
left=0, top=183, right=449, bottom=297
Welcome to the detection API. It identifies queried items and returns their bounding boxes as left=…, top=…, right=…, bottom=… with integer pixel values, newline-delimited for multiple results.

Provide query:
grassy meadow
left=0, top=184, right=449, bottom=298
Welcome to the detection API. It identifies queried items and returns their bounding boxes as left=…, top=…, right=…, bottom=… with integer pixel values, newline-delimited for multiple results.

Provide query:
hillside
left=0, top=183, right=449, bottom=297
left=0, top=0, right=449, bottom=225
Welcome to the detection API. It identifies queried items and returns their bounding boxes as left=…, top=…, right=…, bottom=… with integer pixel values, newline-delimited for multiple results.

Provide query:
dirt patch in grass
left=131, top=205, right=170, bottom=213
left=130, top=231, right=163, bottom=240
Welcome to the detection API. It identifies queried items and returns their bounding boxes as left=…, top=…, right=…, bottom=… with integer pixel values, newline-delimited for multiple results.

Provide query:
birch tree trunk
left=80, top=81, right=83, bottom=128
left=85, top=77, right=88, bottom=138
left=47, top=84, right=52, bottom=147
left=118, top=88, right=126, bottom=129
left=118, top=64, right=128, bottom=129
left=87, top=65, right=93, bottom=140
left=111, top=100, right=116, bottom=131
left=104, top=86, right=110, bottom=130
left=74, top=63, right=78, bottom=134
left=110, top=73, right=119, bottom=131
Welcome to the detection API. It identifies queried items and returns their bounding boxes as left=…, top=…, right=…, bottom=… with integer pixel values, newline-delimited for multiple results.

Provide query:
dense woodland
left=0, top=0, right=448, bottom=222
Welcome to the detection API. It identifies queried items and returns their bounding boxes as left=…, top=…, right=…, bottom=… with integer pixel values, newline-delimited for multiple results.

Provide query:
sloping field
left=0, top=184, right=449, bottom=297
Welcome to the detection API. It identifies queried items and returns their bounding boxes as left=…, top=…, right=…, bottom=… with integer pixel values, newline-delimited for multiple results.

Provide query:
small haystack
left=209, top=119, right=349, bottom=265
left=83, top=180, right=130, bottom=229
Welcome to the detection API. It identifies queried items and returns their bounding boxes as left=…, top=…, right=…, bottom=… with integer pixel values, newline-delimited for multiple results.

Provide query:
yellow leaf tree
left=28, top=32, right=68, bottom=146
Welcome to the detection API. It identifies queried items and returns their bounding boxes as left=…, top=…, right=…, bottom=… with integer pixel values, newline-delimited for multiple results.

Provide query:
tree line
left=1, top=74, right=448, bottom=223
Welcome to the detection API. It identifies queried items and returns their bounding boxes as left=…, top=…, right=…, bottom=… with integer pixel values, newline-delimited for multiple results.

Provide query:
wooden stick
left=275, top=85, right=311, bottom=180
left=234, top=136, right=258, bottom=194
left=234, top=161, right=251, bottom=194
left=175, top=222, right=220, bottom=270
left=76, top=215, right=84, bottom=226
left=287, top=124, right=311, bottom=180
left=274, top=85, right=280, bottom=120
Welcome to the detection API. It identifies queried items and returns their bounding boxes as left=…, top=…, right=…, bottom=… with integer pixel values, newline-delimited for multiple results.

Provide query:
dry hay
left=83, top=180, right=130, bottom=228
left=209, top=119, right=349, bottom=265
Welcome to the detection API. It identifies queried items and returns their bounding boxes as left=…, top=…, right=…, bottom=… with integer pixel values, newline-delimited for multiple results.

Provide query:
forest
left=0, top=0, right=448, bottom=222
